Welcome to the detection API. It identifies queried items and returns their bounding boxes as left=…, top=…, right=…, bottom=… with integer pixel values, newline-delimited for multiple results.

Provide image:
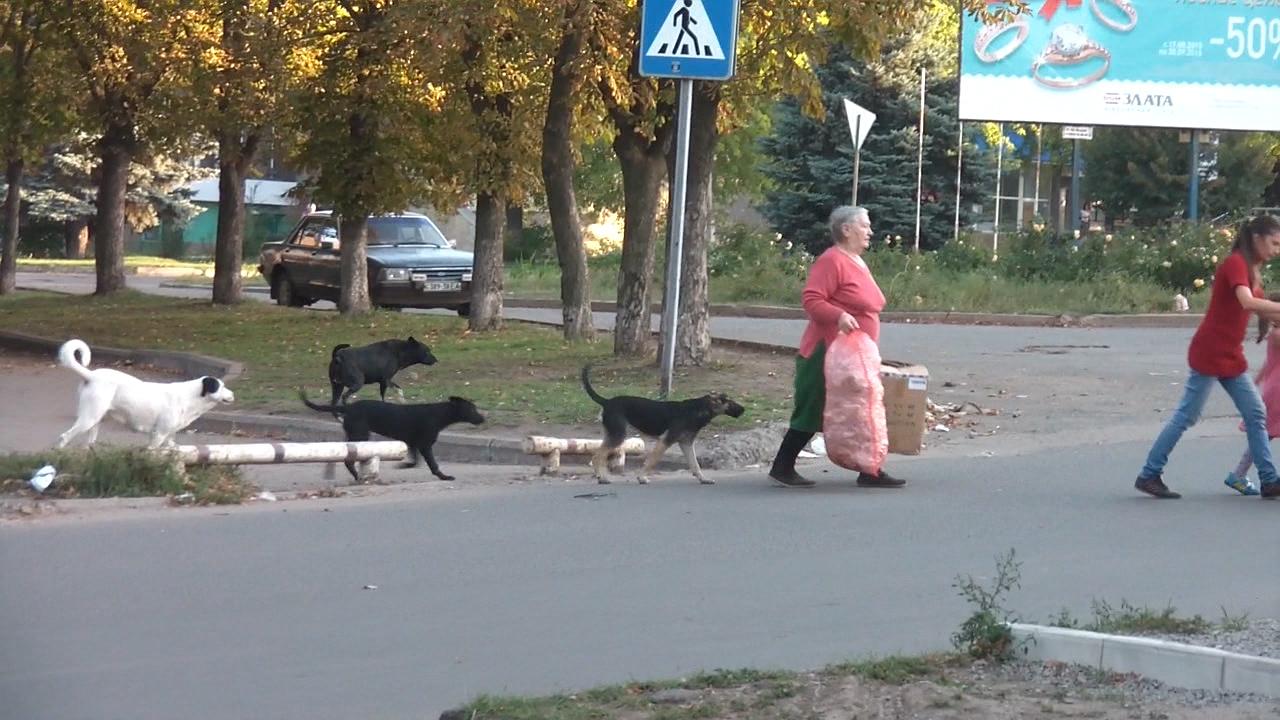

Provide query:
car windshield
left=367, top=217, right=448, bottom=247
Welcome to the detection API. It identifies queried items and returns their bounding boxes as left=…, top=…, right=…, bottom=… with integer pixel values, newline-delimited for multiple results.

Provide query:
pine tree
left=759, top=34, right=993, bottom=254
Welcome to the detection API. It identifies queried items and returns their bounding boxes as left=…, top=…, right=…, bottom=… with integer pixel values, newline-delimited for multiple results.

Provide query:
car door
left=281, top=218, right=333, bottom=299
left=309, top=220, right=342, bottom=301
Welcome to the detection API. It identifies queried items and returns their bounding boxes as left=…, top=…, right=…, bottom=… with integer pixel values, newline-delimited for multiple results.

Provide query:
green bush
left=504, top=224, right=556, bottom=262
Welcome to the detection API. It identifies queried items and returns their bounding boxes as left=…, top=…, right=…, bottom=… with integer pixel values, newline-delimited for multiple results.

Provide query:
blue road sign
left=639, top=0, right=740, bottom=81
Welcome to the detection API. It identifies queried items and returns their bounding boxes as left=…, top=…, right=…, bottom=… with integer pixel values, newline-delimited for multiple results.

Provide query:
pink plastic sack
left=822, top=330, right=888, bottom=475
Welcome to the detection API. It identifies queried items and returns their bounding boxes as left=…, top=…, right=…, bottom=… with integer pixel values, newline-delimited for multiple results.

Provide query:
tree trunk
left=337, top=214, right=371, bottom=314
left=613, top=134, right=667, bottom=356
left=64, top=219, right=89, bottom=259
left=542, top=1, right=594, bottom=342
left=93, top=128, right=132, bottom=295
left=469, top=191, right=506, bottom=331
left=673, top=83, right=719, bottom=367
left=0, top=157, right=22, bottom=295
left=212, top=141, right=247, bottom=305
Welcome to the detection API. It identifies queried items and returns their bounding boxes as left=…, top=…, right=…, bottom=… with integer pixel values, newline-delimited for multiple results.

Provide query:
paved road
left=6, top=271, right=1279, bottom=719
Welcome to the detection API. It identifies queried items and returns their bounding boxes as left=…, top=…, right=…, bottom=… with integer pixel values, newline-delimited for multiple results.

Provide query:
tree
left=290, top=1, right=448, bottom=315
left=1201, top=132, right=1275, bottom=219
left=15, top=140, right=210, bottom=255
left=55, top=0, right=206, bottom=294
left=759, top=35, right=993, bottom=255
left=0, top=1, right=73, bottom=294
left=540, top=0, right=594, bottom=341
left=434, top=1, right=547, bottom=332
left=194, top=0, right=305, bottom=305
left=1084, top=127, right=1187, bottom=226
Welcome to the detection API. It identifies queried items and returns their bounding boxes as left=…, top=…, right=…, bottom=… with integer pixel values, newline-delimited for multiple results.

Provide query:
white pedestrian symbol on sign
left=647, top=0, right=725, bottom=60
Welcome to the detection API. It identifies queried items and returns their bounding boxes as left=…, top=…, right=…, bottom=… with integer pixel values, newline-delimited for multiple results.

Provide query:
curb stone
left=0, top=330, right=243, bottom=383
left=152, top=281, right=1205, bottom=329
left=1008, top=622, right=1280, bottom=697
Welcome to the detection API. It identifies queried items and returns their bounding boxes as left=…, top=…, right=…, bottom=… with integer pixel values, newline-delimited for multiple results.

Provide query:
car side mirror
left=447, top=239, right=457, bottom=248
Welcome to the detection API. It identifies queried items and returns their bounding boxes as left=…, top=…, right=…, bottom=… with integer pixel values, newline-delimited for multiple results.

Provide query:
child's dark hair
left=1234, top=214, right=1280, bottom=287
left=1258, top=290, right=1280, bottom=343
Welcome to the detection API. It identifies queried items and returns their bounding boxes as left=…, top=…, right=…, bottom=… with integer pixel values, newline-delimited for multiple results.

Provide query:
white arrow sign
left=843, top=99, right=876, bottom=149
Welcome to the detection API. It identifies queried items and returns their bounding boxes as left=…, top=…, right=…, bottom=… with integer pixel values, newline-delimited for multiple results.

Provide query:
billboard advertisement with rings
left=959, top=0, right=1280, bottom=132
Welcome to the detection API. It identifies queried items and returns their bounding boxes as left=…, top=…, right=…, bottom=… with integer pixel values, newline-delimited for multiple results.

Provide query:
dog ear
left=407, top=335, right=417, bottom=343
left=448, top=395, right=468, bottom=405
left=201, top=377, right=222, bottom=397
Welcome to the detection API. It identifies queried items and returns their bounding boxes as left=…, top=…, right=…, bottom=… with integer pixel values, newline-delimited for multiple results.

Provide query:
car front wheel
left=274, top=272, right=306, bottom=307
left=455, top=303, right=471, bottom=317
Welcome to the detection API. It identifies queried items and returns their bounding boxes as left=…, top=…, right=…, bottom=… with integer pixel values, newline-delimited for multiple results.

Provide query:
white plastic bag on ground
left=822, top=331, right=888, bottom=475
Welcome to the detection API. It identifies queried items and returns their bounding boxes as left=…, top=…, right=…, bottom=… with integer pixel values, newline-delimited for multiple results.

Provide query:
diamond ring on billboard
left=974, top=17, right=1030, bottom=63
left=1091, top=0, right=1137, bottom=33
left=1032, top=24, right=1112, bottom=89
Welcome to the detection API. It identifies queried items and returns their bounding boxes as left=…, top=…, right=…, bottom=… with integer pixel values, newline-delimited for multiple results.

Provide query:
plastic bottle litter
left=29, top=465, right=56, bottom=493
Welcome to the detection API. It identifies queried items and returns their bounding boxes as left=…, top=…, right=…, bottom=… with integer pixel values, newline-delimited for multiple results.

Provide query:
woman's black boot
left=769, top=429, right=817, bottom=488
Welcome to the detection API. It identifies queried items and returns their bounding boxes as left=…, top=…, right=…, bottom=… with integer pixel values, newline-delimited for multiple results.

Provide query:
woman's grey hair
left=829, top=205, right=868, bottom=242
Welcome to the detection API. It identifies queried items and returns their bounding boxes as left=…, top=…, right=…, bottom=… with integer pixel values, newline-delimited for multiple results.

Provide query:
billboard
left=959, top=0, right=1280, bottom=132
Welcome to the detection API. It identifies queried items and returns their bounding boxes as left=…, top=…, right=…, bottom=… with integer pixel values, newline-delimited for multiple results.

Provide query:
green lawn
left=0, top=291, right=793, bottom=430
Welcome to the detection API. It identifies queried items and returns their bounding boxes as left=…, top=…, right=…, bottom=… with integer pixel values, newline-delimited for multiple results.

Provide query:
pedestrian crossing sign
left=639, top=0, right=739, bottom=80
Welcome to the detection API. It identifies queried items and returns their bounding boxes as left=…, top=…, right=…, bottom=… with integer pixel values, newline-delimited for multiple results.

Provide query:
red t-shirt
left=1188, top=252, right=1261, bottom=378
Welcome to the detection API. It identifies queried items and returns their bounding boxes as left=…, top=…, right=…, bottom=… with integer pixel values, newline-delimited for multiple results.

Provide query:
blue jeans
left=1142, top=370, right=1277, bottom=485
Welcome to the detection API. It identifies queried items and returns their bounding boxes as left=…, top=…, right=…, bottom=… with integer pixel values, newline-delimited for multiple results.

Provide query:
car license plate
left=419, top=280, right=461, bottom=292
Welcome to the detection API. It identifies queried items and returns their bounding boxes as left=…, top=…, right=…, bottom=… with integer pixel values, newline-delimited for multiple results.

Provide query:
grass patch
left=0, top=290, right=793, bottom=430
left=1047, top=599, right=1221, bottom=636
left=824, top=654, right=945, bottom=684
left=0, top=447, right=253, bottom=504
left=1087, top=599, right=1213, bottom=635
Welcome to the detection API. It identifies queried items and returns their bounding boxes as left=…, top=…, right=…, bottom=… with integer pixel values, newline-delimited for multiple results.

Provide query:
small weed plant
left=951, top=548, right=1022, bottom=659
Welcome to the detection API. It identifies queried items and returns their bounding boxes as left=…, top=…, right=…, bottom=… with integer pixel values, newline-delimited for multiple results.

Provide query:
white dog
left=55, top=338, right=235, bottom=449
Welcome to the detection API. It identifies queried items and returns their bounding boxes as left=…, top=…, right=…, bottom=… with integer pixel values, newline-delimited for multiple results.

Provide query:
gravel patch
left=983, top=658, right=1278, bottom=709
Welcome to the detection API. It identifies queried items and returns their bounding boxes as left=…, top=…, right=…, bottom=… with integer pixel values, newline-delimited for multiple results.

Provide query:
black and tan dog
left=581, top=365, right=744, bottom=484
left=328, top=336, right=437, bottom=407
left=301, top=391, right=484, bottom=481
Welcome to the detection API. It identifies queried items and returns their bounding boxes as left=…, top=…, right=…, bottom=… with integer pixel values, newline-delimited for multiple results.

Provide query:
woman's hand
left=837, top=312, right=860, bottom=334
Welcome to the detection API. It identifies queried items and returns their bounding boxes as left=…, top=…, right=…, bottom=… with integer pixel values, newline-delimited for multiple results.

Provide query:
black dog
left=328, top=337, right=437, bottom=407
left=301, top=391, right=485, bottom=481
left=581, top=365, right=744, bottom=484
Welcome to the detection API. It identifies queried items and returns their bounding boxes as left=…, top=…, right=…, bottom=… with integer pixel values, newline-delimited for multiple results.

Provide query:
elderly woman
left=768, top=205, right=907, bottom=489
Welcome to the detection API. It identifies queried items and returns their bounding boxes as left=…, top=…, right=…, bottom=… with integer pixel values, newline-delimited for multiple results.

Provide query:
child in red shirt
left=1137, top=215, right=1280, bottom=499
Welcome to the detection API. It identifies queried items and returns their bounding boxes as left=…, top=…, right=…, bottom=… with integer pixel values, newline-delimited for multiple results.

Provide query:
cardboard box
left=881, top=361, right=928, bottom=455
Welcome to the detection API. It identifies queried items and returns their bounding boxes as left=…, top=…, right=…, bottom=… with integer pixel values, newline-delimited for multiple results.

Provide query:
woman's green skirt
left=789, top=342, right=826, bottom=433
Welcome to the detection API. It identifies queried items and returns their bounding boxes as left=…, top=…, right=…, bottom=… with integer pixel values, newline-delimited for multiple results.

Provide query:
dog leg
left=56, top=395, right=111, bottom=448
left=400, top=446, right=420, bottom=469
left=420, top=441, right=453, bottom=481
left=638, top=439, right=669, bottom=484
left=679, top=439, right=711, bottom=484
left=590, top=447, right=611, bottom=483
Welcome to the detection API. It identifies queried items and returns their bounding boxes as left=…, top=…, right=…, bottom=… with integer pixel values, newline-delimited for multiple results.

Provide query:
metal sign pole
left=1033, top=125, right=1042, bottom=220
left=993, top=122, right=1004, bottom=254
left=1188, top=130, right=1200, bottom=221
left=852, top=115, right=861, bottom=206
left=953, top=120, right=963, bottom=244
left=660, top=79, right=694, bottom=397
left=1070, top=137, right=1082, bottom=234
left=913, top=67, right=926, bottom=253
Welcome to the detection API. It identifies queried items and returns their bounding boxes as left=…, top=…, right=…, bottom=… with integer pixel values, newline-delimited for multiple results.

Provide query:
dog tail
left=57, top=339, right=94, bottom=381
left=330, top=343, right=351, bottom=361
left=300, top=389, right=347, bottom=416
left=581, top=365, right=608, bottom=406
